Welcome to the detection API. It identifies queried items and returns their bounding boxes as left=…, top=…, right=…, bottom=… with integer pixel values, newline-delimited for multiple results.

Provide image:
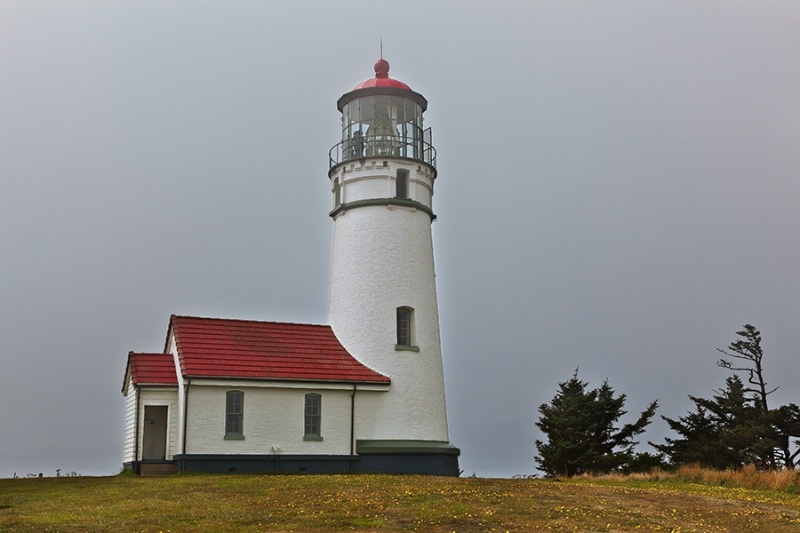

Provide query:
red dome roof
left=352, top=58, right=412, bottom=90
left=337, top=58, right=427, bottom=112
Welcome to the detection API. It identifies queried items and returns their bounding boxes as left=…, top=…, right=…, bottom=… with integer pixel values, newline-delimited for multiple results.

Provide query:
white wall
left=328, top=158, right=451, bottom=443
left=332, top=159, right=435, bottom=209
left=122, top=377, right=137, bottom=464
left=184, top=385, right=380, bottom=455
left=165, top=331, right=185, bottom=454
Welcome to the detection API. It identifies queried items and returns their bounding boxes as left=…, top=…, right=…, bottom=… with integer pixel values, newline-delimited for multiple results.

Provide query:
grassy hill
left=2, top=469, right=800, bottom=532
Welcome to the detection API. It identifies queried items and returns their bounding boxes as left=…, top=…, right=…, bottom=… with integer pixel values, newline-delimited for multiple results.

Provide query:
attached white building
left=122, top=58, right=460, bottom=476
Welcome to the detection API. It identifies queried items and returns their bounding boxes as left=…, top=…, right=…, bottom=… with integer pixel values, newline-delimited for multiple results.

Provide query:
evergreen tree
left=653, top=376, right=776, bottom=468
left=656, top=325, right=800, bottom=469
left=535, top=370, right=658, bottom=477
left=716, top=324, right=775, bottom=413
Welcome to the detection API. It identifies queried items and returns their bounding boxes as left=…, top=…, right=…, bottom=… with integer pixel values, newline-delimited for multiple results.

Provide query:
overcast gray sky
left=2, top=1, right=799, bottom=478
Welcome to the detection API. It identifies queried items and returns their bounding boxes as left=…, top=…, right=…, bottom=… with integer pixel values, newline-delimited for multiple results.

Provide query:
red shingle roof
left=169, top=315, right=390, bottom=384
left=126, top=352, right=178, bottom=388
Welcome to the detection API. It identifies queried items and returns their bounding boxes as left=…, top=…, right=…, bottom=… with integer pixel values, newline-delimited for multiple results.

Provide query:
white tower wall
left=328, top=159, right=449, bottom=442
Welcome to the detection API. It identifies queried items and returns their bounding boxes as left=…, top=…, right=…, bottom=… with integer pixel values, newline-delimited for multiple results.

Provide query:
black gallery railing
left=329, top=138, right=436, bottom=169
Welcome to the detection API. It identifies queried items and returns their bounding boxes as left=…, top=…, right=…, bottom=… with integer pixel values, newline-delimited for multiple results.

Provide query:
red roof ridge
left=170, top=314, right=330, bottom=328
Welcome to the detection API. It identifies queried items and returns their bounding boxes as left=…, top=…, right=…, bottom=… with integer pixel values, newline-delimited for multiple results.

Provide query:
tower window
left=225, top=390, right=244, bottom=440
left=304, top=393, right=322, bottom=441
left=333, top=178, right=341, bottom=207
left=395, top=307, right=419, bottom=351
left=395, top=169, right=409, bottom=199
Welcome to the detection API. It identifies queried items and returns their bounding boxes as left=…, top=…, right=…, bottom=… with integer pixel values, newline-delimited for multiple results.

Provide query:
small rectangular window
left=396, top=307, right=420, bottom=351
left=396, top=169, right=409, bottom=199
left=225, top=390, right=244, bottom=440
left=304, top=394, right=322, bottom=441
left=333, top=178, right=341, bottom=207
left=397, top=307, right=411, bottom=346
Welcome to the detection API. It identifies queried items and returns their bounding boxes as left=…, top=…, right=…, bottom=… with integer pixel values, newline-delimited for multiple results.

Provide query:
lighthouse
left=121, top=58, right=458, bottom=477
left=328, top=58, right=459, bottom=473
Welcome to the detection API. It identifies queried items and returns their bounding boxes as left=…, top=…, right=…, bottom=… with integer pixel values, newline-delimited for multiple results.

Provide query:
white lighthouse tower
left=327, top=58, right=459, bottom=474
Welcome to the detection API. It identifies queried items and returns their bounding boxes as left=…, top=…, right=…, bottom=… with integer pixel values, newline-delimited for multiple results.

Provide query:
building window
left=333, top=178, right=341, bottom=207
left=396, top=169, right=409, bottom=199
left=304, top=393, right=322, bottom=441
left=395, top=306, right=419, bottom=351
left=225, top=390, right=244, bottom=440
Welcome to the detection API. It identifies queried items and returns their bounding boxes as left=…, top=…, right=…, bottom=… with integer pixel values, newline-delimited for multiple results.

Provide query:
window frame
left=395, top=169, right=409, bottom=199
left=224, top=390, right=245, bottom=440
left=303, top=393, right=323, bottom=441
left=395, top=306, right=419, bottom=351
left=333, top=177, right=342, bottom=207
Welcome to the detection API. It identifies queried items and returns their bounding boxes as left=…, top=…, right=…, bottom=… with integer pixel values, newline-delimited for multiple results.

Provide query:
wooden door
left=142, top=405, right=168, bottom=460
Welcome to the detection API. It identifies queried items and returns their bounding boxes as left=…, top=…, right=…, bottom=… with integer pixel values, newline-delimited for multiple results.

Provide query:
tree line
left=534, top=324, right=800, bottom=477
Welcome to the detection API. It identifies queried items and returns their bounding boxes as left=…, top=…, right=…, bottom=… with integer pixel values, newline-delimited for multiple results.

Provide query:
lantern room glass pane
left=359, top=96, right=375, bottom=122
left=340, top=95, right=427, bottom=163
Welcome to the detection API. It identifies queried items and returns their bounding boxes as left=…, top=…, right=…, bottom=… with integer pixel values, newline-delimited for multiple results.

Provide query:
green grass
left=2, top=472, right=800, bottom=532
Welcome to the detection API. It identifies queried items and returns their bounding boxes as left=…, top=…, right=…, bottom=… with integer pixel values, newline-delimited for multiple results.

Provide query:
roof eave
left=182, top=375, right=391, bottom=386
left=121, top=351, right=134, bottom=394
left=336, top=86, right=428, bottom=112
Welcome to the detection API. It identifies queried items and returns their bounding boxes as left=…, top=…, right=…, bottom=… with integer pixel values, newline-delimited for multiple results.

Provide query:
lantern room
left=329, top=59, right=435, bottom=168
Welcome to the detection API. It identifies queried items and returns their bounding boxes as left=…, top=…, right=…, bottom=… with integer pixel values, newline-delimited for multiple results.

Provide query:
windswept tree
left=535, top=370, right=658, bottom=477
left=716, top=324, right=775, bottom=413
left=653, top=375, right=777, bottom=468
left=656, top=325, right=800, bottom=469
left=717, top=324, right=800, bottom=468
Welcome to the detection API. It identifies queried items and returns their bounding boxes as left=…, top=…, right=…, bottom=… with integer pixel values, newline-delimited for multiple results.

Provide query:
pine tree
left=653, top=376, right=776, bottom=468
left=655, top=325, right=800, bottom=469
left=535, top=370, right=658, bottom=477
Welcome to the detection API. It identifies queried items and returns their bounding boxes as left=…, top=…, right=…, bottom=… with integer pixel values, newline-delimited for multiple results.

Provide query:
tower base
left=356, top=440, right=461, bottom=476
